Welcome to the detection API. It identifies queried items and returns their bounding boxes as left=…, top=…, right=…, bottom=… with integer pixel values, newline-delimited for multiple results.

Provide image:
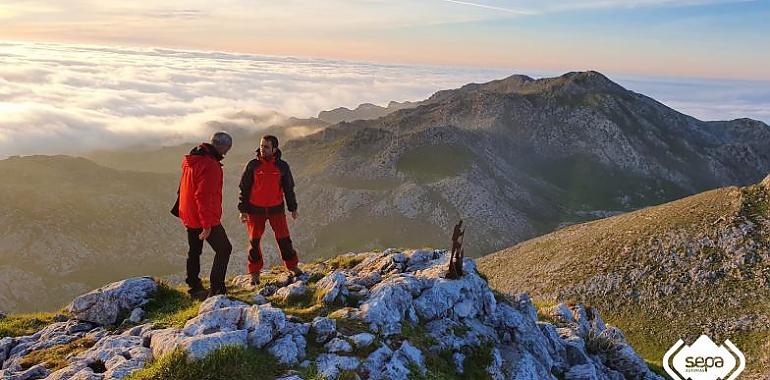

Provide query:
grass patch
left=395, top=144, right=473, bottom=183
left=307, top=272, right=325, bottom=284
left=267, top=284, right=355, bottom=323
left=409, top=344, right=495, bottom=380
left=142, top=282, right=200, bottom=329
left=19, top=337, right=95, bottom=370
left=400, top=322, right=438, bottom=349
left=125, top=346, right=283, bottom=380
left=296, top=363, right=327, bottom=380
left=584, top=329, right=617, bottom=355
left=332, top=317, right=369, bottom=336
left=326, top=254, right=366, bottom=271
left=0, top=312, right=58, bottom=338
left=740, top=183, right=770, bottom=221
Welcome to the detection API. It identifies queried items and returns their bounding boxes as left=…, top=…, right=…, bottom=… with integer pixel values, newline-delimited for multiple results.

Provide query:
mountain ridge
left=3, top=71, right=770, bottom=314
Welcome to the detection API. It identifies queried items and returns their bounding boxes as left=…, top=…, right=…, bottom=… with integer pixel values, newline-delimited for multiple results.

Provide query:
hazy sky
left=1, top=0, right=768, bottom=80
left=1, top=41, right=768, bottom=158
left=1, top=1, right=769, bottom=157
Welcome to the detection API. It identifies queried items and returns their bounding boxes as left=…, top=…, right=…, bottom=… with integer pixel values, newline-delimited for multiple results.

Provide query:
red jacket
left=249, top=156, right=283, bottom=207
left=178, top=144, right=224, bottom=229
left=238, top=148, right=297, bottom=213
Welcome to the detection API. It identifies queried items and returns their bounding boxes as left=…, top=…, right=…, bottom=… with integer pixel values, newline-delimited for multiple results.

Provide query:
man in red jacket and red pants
left=175, top=132, right=233, bottom=299
left=238, top=135, right=301, bottom=285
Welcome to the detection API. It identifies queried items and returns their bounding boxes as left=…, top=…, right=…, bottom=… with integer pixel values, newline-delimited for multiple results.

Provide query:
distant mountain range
left=2, top=71, right=770, bottom=314
left=317, top=101, right=421, bottom=124
left=477, top=175, right=770, bottom=378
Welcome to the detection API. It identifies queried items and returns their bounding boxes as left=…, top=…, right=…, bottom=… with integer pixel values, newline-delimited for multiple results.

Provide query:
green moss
left=338, top=370, right=359, bottom=380
left=125, top=346, right=282, bottom=380
left=142, top=282, right=200, bottom=329
left=295, top=363, right=327, bottom=380
left=0, top=312, right=58, bottom=338
left=307, top=272, right=325, bottom=283
left=326, top=254, right=366, bottom=271
left=409, top=344, right=494, bottom=380
left=452, top=326, right=470, bottom=338
left=401, top=322, right=438, bottom=349
left=19, top=337, right=96, bottom=370
left=333, top=318, right=369, bottom=336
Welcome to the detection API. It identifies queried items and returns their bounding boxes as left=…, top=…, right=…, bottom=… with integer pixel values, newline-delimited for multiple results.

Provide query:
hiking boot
left=187, top=279, right=205, bottom=295
left=289, top=266, right=304, bottom=277
left=188, top=287, right=208, bottom=301
left=250, top=272, right=261, bottom=286
left=207, top=287, right=227, bottom=298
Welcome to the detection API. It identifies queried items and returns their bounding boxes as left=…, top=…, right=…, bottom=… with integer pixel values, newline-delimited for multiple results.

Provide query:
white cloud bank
left=0, top=41, right=768, bottom=157
left=0, top=41, right=513, bottom=156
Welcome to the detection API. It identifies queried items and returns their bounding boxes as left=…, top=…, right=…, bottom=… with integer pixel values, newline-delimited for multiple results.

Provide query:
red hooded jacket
left=237, top=148, right=297, bottom=214
left=178, top=143, right=224, bottom=229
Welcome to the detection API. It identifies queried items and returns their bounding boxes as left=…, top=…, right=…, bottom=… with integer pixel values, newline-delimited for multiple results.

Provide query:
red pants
left=246, top=212, right=298, bottom=273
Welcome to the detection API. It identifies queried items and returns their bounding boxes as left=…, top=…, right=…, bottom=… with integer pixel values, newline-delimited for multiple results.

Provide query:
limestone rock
left=67, top=277, right=157, bottom=326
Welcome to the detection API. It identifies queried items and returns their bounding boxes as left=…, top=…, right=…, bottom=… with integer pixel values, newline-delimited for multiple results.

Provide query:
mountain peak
left=441, top=70, right=626, bottom=98
left=558, top=70, right=625, bottom=91
left=468, top=74, right=535, bottom=94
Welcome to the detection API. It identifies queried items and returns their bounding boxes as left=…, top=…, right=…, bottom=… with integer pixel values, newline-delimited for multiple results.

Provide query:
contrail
left=437, top=0, right=537, bottom=15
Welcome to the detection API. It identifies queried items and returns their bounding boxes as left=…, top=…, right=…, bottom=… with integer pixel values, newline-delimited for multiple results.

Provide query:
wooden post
left=446, top=220, right=465, bottom=279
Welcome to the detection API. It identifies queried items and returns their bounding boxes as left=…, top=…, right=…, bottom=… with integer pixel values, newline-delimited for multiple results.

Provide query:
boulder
left=316, top=354, right=360, bottom=379
left=267, top=333, right=306, bottom=365
left=181, top=330, right=248, bottom=360
left=349, top=332, right=375, bottom=348
left=275, top=282, right=308, bottom=303
left=67, top=277, right=157, bottom=326
left=182, top=307, right=245, bottom=336
left=311, top=317, right=337, bottom=344
left=324, top=337, right=353, bottom=354
left=242, top=305, right=286, bottom=348
left=316, top=271, right=347, bottom=305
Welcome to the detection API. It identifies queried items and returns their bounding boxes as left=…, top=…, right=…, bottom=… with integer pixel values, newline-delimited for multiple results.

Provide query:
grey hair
left=210, top=131, right=232, bottom=146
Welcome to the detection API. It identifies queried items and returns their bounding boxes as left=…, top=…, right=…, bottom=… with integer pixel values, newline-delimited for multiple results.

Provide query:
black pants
left=186, top=224, right=232, bottom=294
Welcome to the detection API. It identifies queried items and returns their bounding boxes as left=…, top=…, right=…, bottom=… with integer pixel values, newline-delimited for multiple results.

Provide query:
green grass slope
left=478, top=176, right=770, bottom=378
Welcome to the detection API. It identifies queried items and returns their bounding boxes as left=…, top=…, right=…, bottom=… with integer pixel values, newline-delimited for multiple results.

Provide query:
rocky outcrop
left=0, top=249, right=662, bottom=380
left=66, top=277, right=157, bottom=326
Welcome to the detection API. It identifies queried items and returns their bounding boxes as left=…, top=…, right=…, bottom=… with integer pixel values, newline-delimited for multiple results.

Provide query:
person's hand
left=291, top=210, right=299, bottom=220
left=240, top=212, right=248, bottom=223
left=199, top=227, right=211, bottom=240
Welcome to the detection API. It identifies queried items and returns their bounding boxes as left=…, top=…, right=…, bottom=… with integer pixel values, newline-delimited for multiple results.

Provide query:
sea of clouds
left=1, top=41, right=768, bottom=158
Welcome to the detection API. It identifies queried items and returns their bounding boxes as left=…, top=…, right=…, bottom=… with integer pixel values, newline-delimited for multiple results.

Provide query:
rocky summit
left=0, top=249, right=662, bottom=380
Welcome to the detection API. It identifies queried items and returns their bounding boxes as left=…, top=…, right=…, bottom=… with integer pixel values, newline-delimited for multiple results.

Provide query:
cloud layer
left=0, top=41, right=512, bottom=157
left=0, top=41, right=768, bottom=158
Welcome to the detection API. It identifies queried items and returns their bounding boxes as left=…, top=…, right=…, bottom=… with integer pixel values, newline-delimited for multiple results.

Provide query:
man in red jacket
left=238, top=135, right=301, bottom=285
left=177, top=132, right=233, bottom=299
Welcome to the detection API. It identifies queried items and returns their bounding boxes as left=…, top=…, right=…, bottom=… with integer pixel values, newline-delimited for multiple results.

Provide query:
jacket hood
left=186, top=143, right=224, bottom=165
